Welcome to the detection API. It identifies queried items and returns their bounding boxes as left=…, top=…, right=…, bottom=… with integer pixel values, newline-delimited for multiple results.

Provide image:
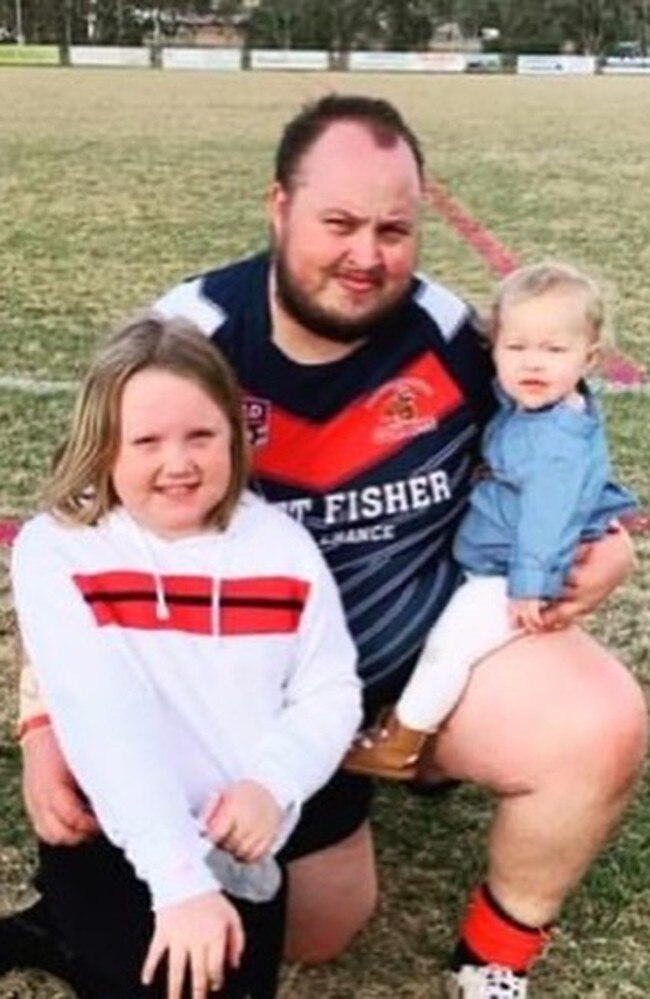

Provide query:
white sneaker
left=447, top=964, right=528, bottom=998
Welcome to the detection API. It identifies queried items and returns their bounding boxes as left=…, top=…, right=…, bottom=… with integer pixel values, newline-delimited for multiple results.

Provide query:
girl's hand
left=202, top=780, right=282, bottom=863
left=142, top=890, right=244, bottom=999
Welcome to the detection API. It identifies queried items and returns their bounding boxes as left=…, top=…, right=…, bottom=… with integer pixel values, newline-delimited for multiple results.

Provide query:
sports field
left=0, top=68, right=649, bottom=997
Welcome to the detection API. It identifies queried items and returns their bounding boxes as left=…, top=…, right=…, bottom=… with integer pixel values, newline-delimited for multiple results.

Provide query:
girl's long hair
left=44, top=314, right=249, bottom=531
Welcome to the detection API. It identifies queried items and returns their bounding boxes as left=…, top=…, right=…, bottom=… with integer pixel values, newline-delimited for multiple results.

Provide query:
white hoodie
left=12, top=492, right=361, bottom=910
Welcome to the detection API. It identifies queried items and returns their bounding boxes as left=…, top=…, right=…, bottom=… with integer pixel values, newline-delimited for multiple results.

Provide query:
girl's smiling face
left=111, top=368, right=233, bottom=539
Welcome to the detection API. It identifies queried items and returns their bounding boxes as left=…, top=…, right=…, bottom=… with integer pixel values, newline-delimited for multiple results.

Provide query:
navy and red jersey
left=155, top=252, right=495, bottom=709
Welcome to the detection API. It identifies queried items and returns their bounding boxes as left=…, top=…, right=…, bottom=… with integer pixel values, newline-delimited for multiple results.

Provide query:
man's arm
left=21, top=722, right=100, bottom=845
left=17, top=648, right=100, bottom=845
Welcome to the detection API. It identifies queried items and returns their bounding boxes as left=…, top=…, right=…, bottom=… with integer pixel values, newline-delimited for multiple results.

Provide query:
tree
left=5, top=0, right=647, bottom=52
left=379, top=0, right=436, bottom=50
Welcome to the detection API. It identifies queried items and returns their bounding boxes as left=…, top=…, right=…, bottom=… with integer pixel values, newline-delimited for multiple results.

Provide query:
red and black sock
left=451, top=883, right=551, bottom=974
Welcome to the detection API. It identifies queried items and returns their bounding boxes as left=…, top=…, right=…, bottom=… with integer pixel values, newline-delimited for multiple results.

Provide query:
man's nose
left=348, top=228, right=381, bottom=269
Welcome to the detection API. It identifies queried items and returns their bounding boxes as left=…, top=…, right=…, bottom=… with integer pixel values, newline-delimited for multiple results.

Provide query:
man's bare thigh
left=419, top=626, right=645, bottom=792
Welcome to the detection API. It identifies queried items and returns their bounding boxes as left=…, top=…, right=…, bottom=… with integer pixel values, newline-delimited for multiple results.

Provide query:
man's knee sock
left=451, top=883, right=551, bottom=974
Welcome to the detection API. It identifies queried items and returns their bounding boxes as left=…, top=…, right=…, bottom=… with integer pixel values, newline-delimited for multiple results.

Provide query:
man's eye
left=325, top=218, right=352, bottom=233
left=379, top=225, right=409, bottom=243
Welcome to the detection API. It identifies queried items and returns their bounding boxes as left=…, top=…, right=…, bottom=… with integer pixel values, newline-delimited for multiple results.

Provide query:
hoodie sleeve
left=11, top=517, right=218, bottom=911
left=243, top=540, right=362, bottom=837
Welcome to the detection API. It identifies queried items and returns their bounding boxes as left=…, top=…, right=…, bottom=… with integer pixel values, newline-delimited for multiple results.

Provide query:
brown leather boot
left=342, top=708, right=429, bottom=780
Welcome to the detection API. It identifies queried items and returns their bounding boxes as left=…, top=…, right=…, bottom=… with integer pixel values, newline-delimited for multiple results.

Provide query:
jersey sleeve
left=152, top=276, right=226, bottom=337
left=11, top=519, right=218, bottom=911
left=414, top=276, right=496, bottom=432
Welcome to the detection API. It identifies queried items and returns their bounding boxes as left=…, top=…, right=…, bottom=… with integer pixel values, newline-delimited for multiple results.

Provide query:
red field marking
left=0, top=519, right=19, bottom=547
left=425, top=178, right=521, bottom=278
left=424, top=177, right=647, bottom=388
left=601, top=354, right=647, bottom=387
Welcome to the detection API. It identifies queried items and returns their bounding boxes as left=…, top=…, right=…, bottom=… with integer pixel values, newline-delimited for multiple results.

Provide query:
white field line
left=0, top=374, right=78, bottom=395
left=2, top=374, right=649, bottom=396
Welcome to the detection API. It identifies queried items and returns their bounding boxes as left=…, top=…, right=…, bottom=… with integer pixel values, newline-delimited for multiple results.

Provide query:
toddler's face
left=493, top=290, right=598, bottom=410
left=111, top=368, right=233, bottom=539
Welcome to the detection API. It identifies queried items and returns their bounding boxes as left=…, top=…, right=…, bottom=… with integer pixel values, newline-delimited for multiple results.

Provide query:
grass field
left=1, top=68, right=649, bottom=997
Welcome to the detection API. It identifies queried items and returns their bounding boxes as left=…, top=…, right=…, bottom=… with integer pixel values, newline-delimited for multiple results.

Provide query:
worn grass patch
left=0, top=69, right=649, bottom=997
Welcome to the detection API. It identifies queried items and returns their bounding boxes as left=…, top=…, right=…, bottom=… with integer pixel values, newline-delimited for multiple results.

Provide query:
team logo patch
left=369, top=378, right=439, bottom=444
left=244, top=395, right=271, bottom=448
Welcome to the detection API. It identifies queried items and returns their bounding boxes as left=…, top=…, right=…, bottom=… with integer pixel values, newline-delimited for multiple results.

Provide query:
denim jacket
left=453, top=383, right=637, bottom=599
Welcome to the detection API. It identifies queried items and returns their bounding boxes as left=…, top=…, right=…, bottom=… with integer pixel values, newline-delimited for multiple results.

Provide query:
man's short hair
left=275, top=93, right=425, bottom=190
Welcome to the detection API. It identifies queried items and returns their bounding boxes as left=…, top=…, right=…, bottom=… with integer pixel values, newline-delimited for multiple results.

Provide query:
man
left=10, top=95, right=647, bottom=998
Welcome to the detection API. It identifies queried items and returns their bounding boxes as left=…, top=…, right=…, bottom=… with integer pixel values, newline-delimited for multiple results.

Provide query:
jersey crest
left=244, top=395, right=272, bottom=448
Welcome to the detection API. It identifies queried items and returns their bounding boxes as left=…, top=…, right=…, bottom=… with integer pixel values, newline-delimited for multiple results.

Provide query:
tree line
left=1, top=0, right=648, bottom=55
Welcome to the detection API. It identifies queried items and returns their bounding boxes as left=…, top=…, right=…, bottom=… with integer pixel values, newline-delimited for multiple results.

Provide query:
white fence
left=602, top=57, right=650, bottom=74
left=249, top=49, right=329, bottom=71
left=11, top=44, right=650, bottom=78
left=348, top=50, right=467, bottom=73
left=69, top=45, right=151, bottom=67
left=516, top=54, right=597, bottom=75
left=161, top=47, right=241, bottom=70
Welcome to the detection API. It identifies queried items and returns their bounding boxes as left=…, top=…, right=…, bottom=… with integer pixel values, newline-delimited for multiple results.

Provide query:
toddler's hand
left=202, top=780, right=282, bottom=863
left=508, top=597, right=546, bottom=633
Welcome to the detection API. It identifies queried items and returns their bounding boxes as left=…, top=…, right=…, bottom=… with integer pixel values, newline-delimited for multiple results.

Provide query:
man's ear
left=266, top=181, right=289, bottom=234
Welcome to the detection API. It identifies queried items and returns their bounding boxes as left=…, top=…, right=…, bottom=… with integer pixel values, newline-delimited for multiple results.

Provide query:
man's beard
left=273, top=248, right=409, bottom=345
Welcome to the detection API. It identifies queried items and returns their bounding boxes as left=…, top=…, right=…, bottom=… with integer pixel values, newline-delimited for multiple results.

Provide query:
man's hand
left=142, top=890, right=244, bottom=999
left=21, top=725, right=100, bottom=845
left=541, top=525, right=635, bottom=630
left=202, top=780, right=282, bottom=863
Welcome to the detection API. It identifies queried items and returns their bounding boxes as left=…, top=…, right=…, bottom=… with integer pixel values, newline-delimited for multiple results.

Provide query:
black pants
left=36, top=838, right=286, bottom=999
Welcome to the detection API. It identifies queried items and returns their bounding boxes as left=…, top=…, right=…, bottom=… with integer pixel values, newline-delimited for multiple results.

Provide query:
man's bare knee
left=284, top=821, right=378, bottom=964
left=432, top=629, right=648, bottom=795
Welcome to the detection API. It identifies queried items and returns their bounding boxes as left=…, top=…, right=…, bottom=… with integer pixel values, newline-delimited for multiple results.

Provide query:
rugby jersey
left=155, top=253, right=495, bottom=708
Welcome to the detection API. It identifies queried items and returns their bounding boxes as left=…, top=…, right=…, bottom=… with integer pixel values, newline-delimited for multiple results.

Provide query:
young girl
left=10, top=316, right=361, bottom=998
left=345, top=262, right=637, bottom=780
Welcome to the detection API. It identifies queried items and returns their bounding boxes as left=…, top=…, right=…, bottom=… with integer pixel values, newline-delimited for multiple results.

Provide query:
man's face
left=268, top=121, right=423, bottom=344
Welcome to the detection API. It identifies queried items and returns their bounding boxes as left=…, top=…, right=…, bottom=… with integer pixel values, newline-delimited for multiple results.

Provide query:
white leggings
left=398, top=575, right=519, bottom=731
